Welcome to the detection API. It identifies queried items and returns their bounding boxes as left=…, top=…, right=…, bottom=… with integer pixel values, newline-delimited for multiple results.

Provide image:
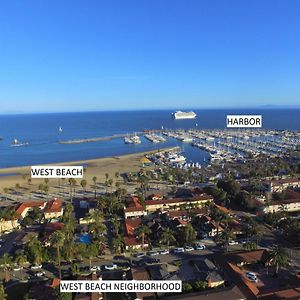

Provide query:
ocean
left=0, top=109, right=299, bottom=168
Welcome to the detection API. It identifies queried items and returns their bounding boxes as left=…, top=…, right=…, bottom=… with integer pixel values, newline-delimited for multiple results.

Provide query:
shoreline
left=0, top=147, right=179, bottom=192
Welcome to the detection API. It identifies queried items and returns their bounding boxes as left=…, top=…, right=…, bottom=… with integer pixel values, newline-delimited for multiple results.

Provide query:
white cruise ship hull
left=173, top=111, right=197, bottom=119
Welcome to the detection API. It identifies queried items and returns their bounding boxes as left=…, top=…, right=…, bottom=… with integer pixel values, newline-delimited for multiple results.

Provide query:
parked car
left=13, top=265, right=22, bottom=271
left=113, top=255, right=126, bottom=260
left=104, top=263, right=118, bottom=270
left=146, top=258, right=160, bottom=264
left=184, top=246, right=194, bottom=252
left=173, top=247, right=185, bottom=254
left=35, top=271, right=45, bottom=277
left=134, top=253, right=144, bottom=258
left=30, top=264, right=42, bottom=270
left=159, top=249, right=169, bottom=255
left=246, top=272, right=257, bottom=282
left=228, top=240, right=239, bottom=246
left=147, top=251, right=159, bottom=256
left=90, top=266, right=100, bottom=272
left=194, top=244, right=206, bottom=250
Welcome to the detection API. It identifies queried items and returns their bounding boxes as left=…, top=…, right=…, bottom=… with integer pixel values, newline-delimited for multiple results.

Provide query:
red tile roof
left=44, top=198, right=63, bottom=213
left=49, top=278, right=60, bottom=288
left=15, top=201, right=46, bottom=216
left=125, top=218, right=142, bottom=236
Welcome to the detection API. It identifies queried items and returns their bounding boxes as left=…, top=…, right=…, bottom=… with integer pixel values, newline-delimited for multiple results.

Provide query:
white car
left=246, top=272, right=257, bottom=282
left=173, top=247, right=185, bottom=254
left=35, top=271, right=45, bottom=277
left=228, top=240, right=239, bottom=246
left=159, top=249, right=169, bottom=255
left=104, top=263, right=117, bottom=270
left=134, top=253, right=144, bottom=258
left=194, top=244, right=206, bottom=250
left=147, top=251, right=159, bottom=256
left=30, top=264, right=42, bottom=270
left=184, top=246, right=194, bottom=252
left=13, top=265, right=22, bottom=271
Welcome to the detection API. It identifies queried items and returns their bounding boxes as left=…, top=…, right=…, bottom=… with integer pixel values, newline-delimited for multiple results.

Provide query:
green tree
left=182, top=282, right=193, bottom=293
left=80, top=179, right=87, bottom=193
left=160, top=228, right=176, bottom=247
left=179, top=224, right=197, bottom=245
left=0, top=253, right=13, bottom=282
left=25, top=236, right=44, bottom=265
left=14, top=250, right=28, bottom=269
left=135, top=225, right=151, bottom=249
left=92, top=176, right=98, bottom=198
left=0, top=281, right=7, bottom=300
left=268, top=244, right=289, bottom=276
left=50, top=231, right=65, bottom=279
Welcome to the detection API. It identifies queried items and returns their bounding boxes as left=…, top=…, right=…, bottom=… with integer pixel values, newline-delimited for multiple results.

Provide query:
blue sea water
left=0, top=109, right=299, bottom=168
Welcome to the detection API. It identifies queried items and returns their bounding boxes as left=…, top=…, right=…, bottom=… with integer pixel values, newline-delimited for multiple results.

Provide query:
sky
left=0, top=0, right=300, bottom=113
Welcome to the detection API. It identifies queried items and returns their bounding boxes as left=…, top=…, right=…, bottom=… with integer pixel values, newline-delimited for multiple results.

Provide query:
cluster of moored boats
left=144, top=134, right=166, bottom=143
left=161, top=129, right=300, bottom=163
left=124, top=133, right=166, bottom=144
left=124, top=135, right=141, bottom=144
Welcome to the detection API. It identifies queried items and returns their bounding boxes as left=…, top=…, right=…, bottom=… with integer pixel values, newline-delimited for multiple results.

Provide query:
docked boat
left=131, top=135, right=141, bottom=144
left=173, top=111, right=197, bottom=120
left=124, top=136, right=133, bottom=144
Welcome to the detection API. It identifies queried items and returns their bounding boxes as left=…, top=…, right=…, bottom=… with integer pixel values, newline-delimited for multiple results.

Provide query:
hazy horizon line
left=1, top=104, right=300, bottom=115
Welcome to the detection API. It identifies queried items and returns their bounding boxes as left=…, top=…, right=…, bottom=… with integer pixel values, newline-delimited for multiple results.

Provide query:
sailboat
left=59, top=126, right=63, bottom=133
left=11, top=139, right=29, bottom=147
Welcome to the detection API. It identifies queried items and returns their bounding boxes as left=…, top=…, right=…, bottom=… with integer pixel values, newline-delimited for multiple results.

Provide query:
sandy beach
left=0, top=147, right=178, bottom=194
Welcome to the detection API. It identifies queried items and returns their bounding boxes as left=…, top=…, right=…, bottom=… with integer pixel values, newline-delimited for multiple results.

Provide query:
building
left=15, top=201, right=46, bottom=219
left=196, top=215, right=220, bottom=237
left=44, top=198, right=64, bottom=220
left=258, top=190, right=300, bottom=214
left=145, top=194, right=213, bottom=212
left=0, top=218, right=20, bottom=233
left=129, top=267, right=155, bottom=300
left=124, top=196, right=147, bottom=219
left=216, top=250, right=300, bottom=300
left=193, top=258, right=225, bottom=288
left=261, top=198, right=300, bottom=214
left=124, top=218, right=149, bottom=250
left=264, top=178, right=300, bottom=193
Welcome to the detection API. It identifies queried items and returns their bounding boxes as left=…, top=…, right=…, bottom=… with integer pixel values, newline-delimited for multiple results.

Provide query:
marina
left=1, top=109, right=300, bottom=168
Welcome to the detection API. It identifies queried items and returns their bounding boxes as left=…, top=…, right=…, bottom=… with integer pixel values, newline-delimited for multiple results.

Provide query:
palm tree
left=14, top=250, right=28, bottom=269
left=43, top=185, right=49, bottom=199
left=0, top=281, right=7, bottom=300
left=96, top=196, right=106, bottom=214
left=221, top=228, right=235, bottom=252
left=0, top=253, right=12, bottom=282
left=92, top=176, right=97, bottom=198
left=268, top=244, right=289, bottom=276
left=210, top=206, right=226, bottom=241
left=111, top=234, right=123, bottom=254
left=27, top=236, right=43, bottom=265
left=180, top=224, right=197, bottom=245
left=80, top=179, right=87, bottom=195
left=160, top=228, right=176, bottom=248
left=135, top=225, right=151, bottom=249
left=50, top=231, right=65, bottom=279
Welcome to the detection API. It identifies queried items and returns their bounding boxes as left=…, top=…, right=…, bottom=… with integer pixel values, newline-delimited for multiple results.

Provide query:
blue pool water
left=79, top=233, right=92, bottom=245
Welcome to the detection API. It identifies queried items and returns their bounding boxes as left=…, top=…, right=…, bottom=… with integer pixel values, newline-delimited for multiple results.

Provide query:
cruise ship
left=173, top=111, right=197, bottom=119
